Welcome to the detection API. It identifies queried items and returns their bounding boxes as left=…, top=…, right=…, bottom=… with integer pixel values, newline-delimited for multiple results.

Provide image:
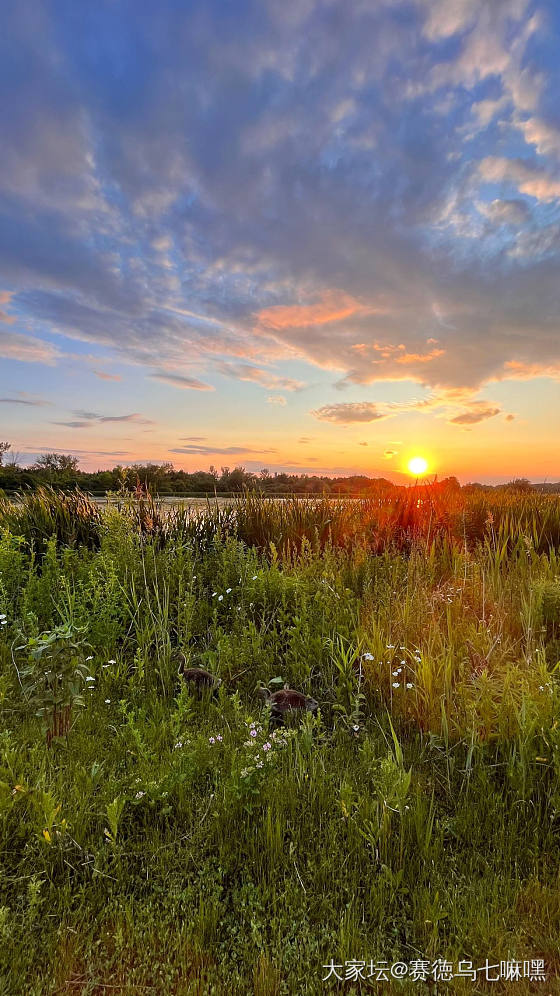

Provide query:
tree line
left=0, top=442, right=549, bottom=495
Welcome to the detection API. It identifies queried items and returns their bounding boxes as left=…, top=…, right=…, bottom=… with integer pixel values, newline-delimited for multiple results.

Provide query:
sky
left=1, top=0, right=560, bottom=484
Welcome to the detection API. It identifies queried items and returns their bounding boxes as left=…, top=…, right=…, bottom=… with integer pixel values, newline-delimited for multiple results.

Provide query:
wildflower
left=250, top=729, right=258, bottom=738
left=406, top=683, right=414, bottom=690
left=105, top=698, right=111, bottom=704
left=174, top=741, right=183, bottom=749
left=217, top=734, right=223, bottom=742
left=0, top=614, right=5, bottom=620
left=218, top=595, right=223, bottom=602
left=212, top=592, right=217, bottom=597
left=135, top=791, right=145, bottom=800
left=256, top=761, right=264, bottom=769
left=86, top=655, right=93, bottom=661
left=209, top=737, right=216, bottom=744
left=0, top=620, right=6, bottom=627
left=86, top=676, right=95, bottom=683
left=263, top=742, right=272, bottom=752
left=226, top=587, right=232, bottom=594
left=362, top=652, right=374, bottom=661
left=353, top=724, right=360, bottom=732
left=392, top=682, right=400, bottom=688
left=252, top=575, right=258, bottom=580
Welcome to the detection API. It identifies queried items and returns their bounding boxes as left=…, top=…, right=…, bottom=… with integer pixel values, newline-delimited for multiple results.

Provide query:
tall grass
left=0, top=489, right=559, bottom=992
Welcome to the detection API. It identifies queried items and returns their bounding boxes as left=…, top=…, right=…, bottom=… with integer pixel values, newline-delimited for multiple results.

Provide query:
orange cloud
left=257, top=291, right=366, bottom=330
left=503, top=360, right=560, bottom=379
left=0, top=291, right=15, bottom=324
left=396, top=348, right=445, bottom=365
left=351, top=342, right=445, bottom=364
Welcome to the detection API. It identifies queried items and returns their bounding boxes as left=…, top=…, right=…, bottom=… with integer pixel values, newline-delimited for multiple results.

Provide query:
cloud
left=99, top=413, right=154, bottom=424
left=479, top=157, right=560, bottom=203
left=257, top=291, right=365, bottom=330
left=0, top=0, right=559, bottom=409
left=312, top=402, right=390, bottom=424
left=65, top=410, right=156, bottom=427
left=478, top=198, right=531, bottom=226
left=0, top=394, right=50, bottom=407
left=170, top=444, right=278, bottom=455
left=0, top=291, right=16, bottom=324
left=267, top=395, right=287, bottom=406
left=93, top=370, right=121, bottom=381
left=0, top=331, right=62, bottom=364
left=449, top=405, right=501, bottom=425
left=217, top=362, right=305, bottom=391
left=51, top=420, right=92, bottom=428
left=149, top=371, right=215, bottom=391
left=312, top=390, right=506, bottom=428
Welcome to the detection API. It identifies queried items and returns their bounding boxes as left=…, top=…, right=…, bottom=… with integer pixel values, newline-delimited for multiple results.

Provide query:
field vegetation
left=1, top=487, right=559, bottom=993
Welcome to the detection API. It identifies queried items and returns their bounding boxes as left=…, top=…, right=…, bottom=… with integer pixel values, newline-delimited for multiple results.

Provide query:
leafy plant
left=17, top=622, right=92, bottom=746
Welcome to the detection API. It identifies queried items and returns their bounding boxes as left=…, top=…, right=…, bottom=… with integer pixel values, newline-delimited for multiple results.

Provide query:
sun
left=408, top=455, right=429, bottom=476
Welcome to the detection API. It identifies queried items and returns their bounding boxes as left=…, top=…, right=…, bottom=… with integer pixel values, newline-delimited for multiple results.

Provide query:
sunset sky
left=1, top=0, right=560, bottom=483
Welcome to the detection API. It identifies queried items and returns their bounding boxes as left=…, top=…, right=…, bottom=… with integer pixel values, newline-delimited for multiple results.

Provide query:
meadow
left=0, top=487, right=559, bottom=994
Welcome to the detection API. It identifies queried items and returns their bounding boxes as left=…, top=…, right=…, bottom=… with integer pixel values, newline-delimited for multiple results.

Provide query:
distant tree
left=440, top=476, right=461, bottom=491
left=505, top=477, right=534, bottom=493
left=0, top=442, right=11, bottom=467
left=33, top=453, right=80, bottom=473
left=128, top=462, right=174, bottom=492
left=219, top=465, right=254, bottom=492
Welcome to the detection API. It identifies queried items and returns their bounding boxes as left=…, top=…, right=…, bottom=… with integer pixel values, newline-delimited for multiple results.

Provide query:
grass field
left=1, top=487, right=560, bottom=994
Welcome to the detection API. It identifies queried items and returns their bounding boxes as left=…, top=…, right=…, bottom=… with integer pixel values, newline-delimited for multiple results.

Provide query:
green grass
left=0, top=492, right=559, bottom=993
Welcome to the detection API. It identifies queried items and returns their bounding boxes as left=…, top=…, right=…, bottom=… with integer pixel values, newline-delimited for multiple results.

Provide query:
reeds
left=3, top=484, right=560, bottom=559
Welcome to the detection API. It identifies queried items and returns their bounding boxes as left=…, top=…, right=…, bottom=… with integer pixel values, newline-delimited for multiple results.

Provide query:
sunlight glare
left=408, top=455, right=428, bottom=476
